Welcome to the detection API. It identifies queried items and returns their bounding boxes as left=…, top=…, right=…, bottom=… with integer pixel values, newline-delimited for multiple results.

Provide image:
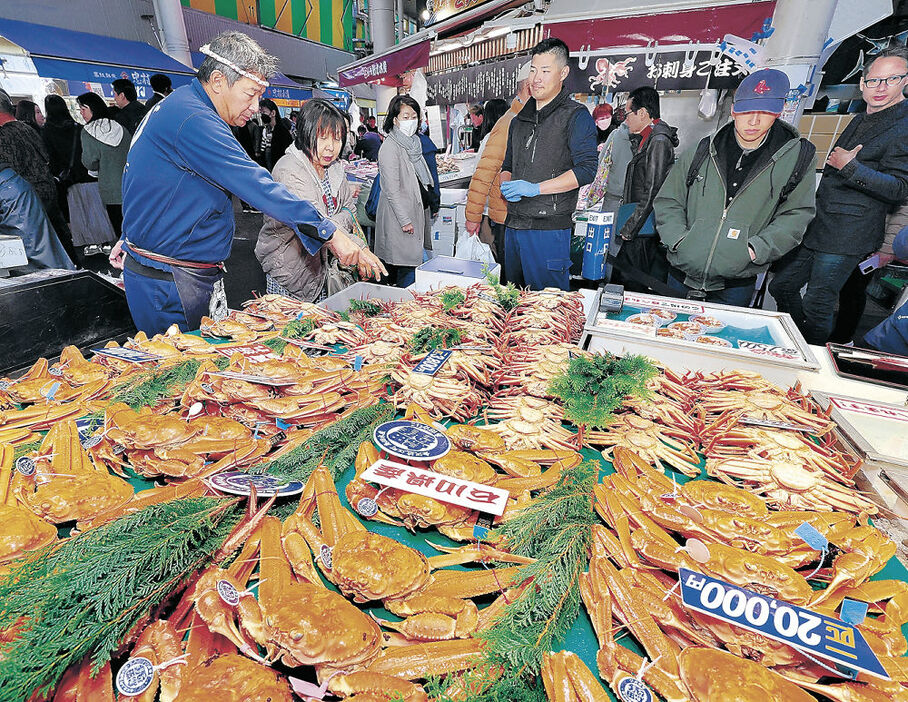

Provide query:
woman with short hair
left=374, top=94, right=434, bottom=287
left=256, top=99, right=366, bottom=301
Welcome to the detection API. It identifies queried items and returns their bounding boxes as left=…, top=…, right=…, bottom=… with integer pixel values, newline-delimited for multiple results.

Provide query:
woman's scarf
left=389, top=126, right=433, bottom=189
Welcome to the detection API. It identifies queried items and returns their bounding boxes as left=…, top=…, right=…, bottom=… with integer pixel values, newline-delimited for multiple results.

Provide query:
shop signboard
left=424, top=0, right=496, bottom=26
left=565, top=49, right=749, bottom=94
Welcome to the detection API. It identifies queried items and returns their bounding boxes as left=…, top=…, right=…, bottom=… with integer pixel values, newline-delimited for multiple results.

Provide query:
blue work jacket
left=122, top=79, right=334, bottom=270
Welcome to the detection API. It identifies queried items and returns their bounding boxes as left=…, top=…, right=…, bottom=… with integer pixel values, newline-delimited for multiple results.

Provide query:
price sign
left=623, top=292, right=705, bottom=314
left=411, top=348, right=454, bottom=376
left=829, top=397, right=908, bottom=424
left=205, top=371, right=295, bottom=387
left=737, top=340, right=802, bottom=361
left=214, top=342, right=279, bottom=363
left=679, top=568, right=889, bottom=679
left=92, top=347, right=162, bottom=364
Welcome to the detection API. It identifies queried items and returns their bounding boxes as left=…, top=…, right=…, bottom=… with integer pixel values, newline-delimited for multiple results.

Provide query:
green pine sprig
left=264, top=318, right=316, bottom=354
left=108, top=358, right=219, bottom=410
left=0, top=498, right=241, bottom=702
left=410, top=327, right=463, bottom=353
left=253, top=403, right=393, bottom=486
left=484, top=271, right=520, bottom=311
left=347, top=299, right=383, bottom=317
left=548, top=353, right=657, bottom=429
left=440, top=289, right=466, bottom=312
left=424, top=461, right=598, bottom=700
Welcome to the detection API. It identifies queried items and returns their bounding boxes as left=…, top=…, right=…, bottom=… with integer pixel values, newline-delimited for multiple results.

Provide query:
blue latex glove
left=500, top=180, right=540, bottom=202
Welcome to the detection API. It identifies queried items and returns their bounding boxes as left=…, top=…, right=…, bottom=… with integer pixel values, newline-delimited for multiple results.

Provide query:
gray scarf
left=389, top=126, right=433, bottom=189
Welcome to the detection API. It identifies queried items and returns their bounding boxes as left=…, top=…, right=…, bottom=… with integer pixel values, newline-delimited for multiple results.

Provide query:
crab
left=706, top=456, right=879, bottom=514
left=699, top=388, right=834, bottom=435
left=12, top=419, right=132, bottom=524
left=391, top=368, right=484, bottom=422
left=587, top=414, right=702, bottom=477
left=0, top=444, right=57, bottom=564
left=482, top=404, right=578, bottom=451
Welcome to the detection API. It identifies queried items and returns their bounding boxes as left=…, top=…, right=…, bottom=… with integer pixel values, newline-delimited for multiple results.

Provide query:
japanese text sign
left=412, top=348, right=454, bottom=376
left=361, top=459, right=509, bottom=516
left=92, top=347, right=162, bottom=364
left=829, top=397, right=908, bottom=424
left=679, top=568, right=889, bottom=679
left=214, top=342, right=279, bottom=363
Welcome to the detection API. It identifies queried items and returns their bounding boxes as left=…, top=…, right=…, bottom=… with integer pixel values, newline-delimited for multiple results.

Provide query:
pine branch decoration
left=0, top=498, right=241, bottom=702
left=410, top=328, right=463, bottom=353
left=440, top=289, right=466, bottom=312
left=548, top=353, right=657, bottom=429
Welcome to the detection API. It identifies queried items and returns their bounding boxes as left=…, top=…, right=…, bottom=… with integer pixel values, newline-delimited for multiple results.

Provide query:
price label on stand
left=372, top=420, right=451, bottom=461
left=92, top=347, right=162, bottom=364
left=411, top=348, right=454, bottom=375
left=678, top=567, right=889, bottom=679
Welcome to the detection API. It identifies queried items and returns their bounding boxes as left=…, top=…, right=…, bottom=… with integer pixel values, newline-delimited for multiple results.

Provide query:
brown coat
left=465, top=98, right=521, bottom=226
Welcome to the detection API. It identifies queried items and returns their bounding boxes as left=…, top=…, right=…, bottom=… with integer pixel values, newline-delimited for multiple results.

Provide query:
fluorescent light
left=421, top=9, right=430, bottom=20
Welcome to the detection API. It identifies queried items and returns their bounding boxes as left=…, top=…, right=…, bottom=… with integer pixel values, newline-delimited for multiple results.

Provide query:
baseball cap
left=733, top=68, right=790, bottom=114
left=894, top=226, right=908, bottom=262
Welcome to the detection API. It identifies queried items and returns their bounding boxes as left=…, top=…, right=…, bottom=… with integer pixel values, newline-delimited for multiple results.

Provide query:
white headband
left=200, top=44, right=269, bottom=88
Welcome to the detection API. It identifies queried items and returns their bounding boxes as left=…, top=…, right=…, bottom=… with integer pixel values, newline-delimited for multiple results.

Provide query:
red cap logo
left=753, top=80, right=771, bottom=95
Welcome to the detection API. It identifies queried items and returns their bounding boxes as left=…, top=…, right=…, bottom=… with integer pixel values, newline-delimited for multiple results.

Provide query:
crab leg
left=363, top=639, right=486, bottom=680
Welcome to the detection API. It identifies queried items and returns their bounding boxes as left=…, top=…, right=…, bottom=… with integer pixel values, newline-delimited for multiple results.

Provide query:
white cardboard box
left=0, top=235, right=28, bottom=269
left=414, top=255, right=500, bottom=289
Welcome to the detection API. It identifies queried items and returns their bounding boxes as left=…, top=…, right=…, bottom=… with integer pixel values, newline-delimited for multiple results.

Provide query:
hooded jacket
left=621, top=120, right=679, bottom=239
left=501, top=87, right=598, bottom=230
left=81, top=118, right=130, bottom=205
left=655, top=119, right=816, bottom=292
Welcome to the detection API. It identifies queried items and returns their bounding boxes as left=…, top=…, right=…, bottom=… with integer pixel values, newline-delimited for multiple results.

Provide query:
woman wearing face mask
left=374, top=95, right=434, bottom=287
left=592, top=103, right=615, bottom=146
left=256, top=99, right=374, bottom=301
left=254, top=98, right=292, bottom=171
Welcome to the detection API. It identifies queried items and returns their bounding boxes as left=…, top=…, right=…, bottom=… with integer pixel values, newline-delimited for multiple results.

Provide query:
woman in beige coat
left=256, top=100, right=367, bottom=301
left=374, top=95, right=434, bottom=288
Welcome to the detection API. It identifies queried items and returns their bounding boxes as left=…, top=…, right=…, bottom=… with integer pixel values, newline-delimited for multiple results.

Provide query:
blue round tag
left=82, top=435, right=102, bottom=450
left=355, top=497, right=379, bottom=518
left=217, top=579, right=241, bottom=606
left=617, top=676, right=653, bottom=702
left=372, top=420, right=451, bottom=461
left=206, top=471, right=304, bottom=497
left=116, top=657, right=155, bottom=696
left=15, top=456, right=36, bottom=476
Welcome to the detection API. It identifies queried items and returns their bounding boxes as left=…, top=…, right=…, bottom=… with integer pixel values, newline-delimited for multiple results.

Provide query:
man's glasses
left=864, top=74, right=907, bottom=88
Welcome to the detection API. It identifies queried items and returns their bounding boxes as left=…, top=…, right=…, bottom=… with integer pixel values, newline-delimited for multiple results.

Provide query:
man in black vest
left=500, top=37, right=597, bottom=290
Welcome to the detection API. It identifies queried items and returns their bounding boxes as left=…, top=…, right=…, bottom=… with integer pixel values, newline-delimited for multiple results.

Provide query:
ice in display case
left=579, top=289, right=820, bottom=385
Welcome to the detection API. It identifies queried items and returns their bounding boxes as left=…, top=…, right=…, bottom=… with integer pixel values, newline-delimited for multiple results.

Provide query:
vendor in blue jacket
left=110, top=31, right=385, bottom=335
left=863, top=227, right=908, bottom=356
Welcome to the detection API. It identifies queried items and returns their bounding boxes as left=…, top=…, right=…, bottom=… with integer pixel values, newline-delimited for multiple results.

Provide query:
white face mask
left=596, top=118, right=612, bottom=130
left=398, top=118, right=418, bottom=137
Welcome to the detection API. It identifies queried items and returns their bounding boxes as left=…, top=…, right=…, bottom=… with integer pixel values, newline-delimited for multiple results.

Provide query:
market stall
left=0, top=274, right=906, bottom=701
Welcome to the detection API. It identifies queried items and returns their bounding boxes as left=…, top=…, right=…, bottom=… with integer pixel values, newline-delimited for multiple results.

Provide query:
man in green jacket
left=654, top=68, right=816, bottom=306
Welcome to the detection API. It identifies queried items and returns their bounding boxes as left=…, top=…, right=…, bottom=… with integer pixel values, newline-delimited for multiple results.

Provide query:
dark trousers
left=106, top=204, right=123, bottom=237
left=123, top=266, right=189, bottom=335
left=383, top=263, right=415, bottom=288
left=830, top=265, right=872, bottom=343
left=504, top=227, right=571, bottom=291
left=42, top=195, right=79, bottom=264
left=769, top=247, right=865, bottom=345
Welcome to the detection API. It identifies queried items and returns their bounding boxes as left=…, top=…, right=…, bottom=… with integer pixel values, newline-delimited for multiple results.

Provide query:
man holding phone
left=770, top=47, right=908, bottom=344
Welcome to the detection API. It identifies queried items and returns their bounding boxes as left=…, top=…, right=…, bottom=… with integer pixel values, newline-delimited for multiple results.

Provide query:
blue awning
left=0, top=18, right=195, bottom=96
left=190, top=52, right=311, bottom=106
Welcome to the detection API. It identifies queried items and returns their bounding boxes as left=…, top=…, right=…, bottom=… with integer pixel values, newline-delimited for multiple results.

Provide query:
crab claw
left=425, top=542, right=535, bottom=568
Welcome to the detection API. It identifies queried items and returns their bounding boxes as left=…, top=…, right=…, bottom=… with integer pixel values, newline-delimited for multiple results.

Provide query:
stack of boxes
left=798, top=113, right=855, bottom=163
left=432, top=188, right=468, bottom=258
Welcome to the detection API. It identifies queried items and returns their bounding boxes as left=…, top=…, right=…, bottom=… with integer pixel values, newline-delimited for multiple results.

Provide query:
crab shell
left=178, top=654, right=293, bottom=702
left=0, top=504, right=57, bottom=564
left=331, top=530, right=431, bottom=603
left=679, top=647, right=814, bottom=701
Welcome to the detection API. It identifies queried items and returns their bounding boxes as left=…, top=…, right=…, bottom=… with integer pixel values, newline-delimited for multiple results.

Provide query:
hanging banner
left=565, top=49, right=750, bottom=94
left=427, top=56, right=524, bottom=106
left=338, top=40, right=431, bottom=88
left=425, top=0, right=496, bottom=25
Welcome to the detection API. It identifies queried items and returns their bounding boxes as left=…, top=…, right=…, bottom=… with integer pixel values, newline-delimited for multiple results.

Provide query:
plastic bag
left=455, top=228, right=496, bottom=266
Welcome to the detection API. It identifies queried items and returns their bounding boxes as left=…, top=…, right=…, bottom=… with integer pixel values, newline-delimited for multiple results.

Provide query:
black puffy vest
left=506, top=88, right=585, bottom=231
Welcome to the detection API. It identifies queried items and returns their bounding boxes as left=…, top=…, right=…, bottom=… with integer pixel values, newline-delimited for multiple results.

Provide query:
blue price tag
left=794, top=522, right=829, bottom=551
left=44, top=381, right=61, bottom=401
left=679, top=567, right=889, bottom=679
left=840, top=599, right=868, bottom=626
left=275, top=418, right=291, bottom=430
left=373, top=420, right=451, bottom=461
left=412, top=348, right=454, bottom=376
left=354, top=355, right=364, bottom=372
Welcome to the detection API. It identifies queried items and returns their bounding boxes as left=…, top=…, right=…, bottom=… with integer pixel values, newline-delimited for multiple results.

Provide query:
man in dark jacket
left=499, top=37, right=597, bottom=290
left=112, top=78, right=148, bottom=136
left=254, top=98, right=293, bottom=171
left=656, top=69, right=816, bottom=306
left=770, top=47, right=908, bottom=344
left=144, top=74, right=172, bottom=111
left=354, top=125, right=382, bottom=161
left=613, top=86, right=678, bottom=291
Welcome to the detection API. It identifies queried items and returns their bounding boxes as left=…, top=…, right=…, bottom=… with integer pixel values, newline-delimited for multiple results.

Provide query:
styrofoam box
left=319, top=281, right=414, bottom=311
left=440, top=188, right=468, bottom=206
left=415, top=255, right=500, bottom=290
left=0, top=236, right=28, bottom=269
left=433, top=241, right=455, bottom=257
